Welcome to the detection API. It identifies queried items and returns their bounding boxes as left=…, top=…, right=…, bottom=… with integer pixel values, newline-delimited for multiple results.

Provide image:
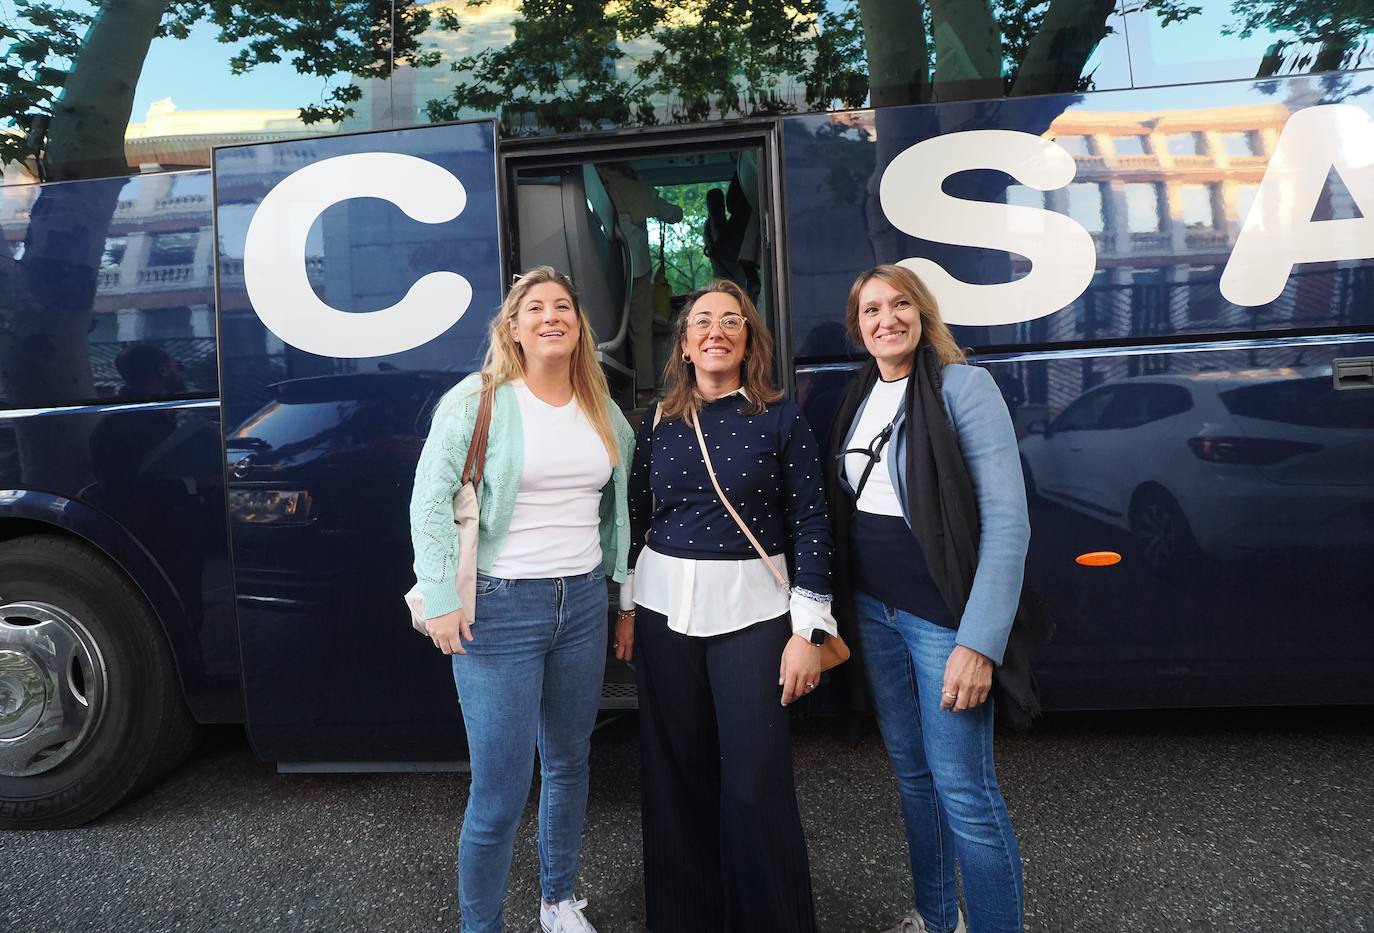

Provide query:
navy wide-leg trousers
left=633, top=606, right=816, bottom=933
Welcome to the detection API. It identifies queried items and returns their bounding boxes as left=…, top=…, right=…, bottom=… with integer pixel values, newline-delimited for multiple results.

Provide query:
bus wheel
left=0, top=535, right=200, bottom=829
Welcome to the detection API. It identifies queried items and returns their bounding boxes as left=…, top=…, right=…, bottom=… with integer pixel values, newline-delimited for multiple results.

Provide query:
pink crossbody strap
left=687, top=407, right=789, bottom=589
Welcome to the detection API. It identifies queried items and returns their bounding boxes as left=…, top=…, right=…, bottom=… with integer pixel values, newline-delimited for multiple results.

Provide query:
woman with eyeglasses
left=826, top=265, right=1029, bottom=933
left=619, top=279, right=834, bottom=933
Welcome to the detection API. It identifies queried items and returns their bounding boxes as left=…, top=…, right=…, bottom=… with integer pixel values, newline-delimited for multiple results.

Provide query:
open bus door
left=213, top=122, right=503, bottom=767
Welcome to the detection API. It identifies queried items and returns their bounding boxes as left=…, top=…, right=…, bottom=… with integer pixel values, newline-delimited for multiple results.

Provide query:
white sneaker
left=881, top=911, right=927, bottom=933
left=880, top=909, right=966, bottom=933
left=540, top=897, right=598, bottom=933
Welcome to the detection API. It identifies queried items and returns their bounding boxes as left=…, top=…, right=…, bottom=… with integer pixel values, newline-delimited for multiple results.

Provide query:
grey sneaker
left=881, top=910, right=967, bottom=933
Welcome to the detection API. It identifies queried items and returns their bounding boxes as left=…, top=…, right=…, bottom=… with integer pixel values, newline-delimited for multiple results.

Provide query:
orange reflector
left=1075, top=551, right=1122, bottom=567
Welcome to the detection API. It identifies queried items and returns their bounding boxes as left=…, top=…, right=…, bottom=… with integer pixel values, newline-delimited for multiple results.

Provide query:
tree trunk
left=858, top=0, right=932, bottom=107
left=929, top=0, right=1002, bottom=100
left=1008, top=0, right=1117, bottom=98
left=44, top=0, right=168, bottom=181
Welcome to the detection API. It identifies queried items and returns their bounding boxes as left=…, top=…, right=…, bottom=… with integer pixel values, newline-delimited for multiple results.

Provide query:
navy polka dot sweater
left=628, top=394, right=833, bottom=598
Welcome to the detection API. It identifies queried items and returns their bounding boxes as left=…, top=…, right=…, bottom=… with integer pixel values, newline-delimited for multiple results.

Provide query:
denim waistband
left=476, top=566, right=605, bottom=586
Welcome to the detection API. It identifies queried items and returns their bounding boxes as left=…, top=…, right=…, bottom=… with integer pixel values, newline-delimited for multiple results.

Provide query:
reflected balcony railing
left=1170, top=155, right=1215, bottom=169
left=1112, top=155, right=1160, bottom=171
left=1184, top=229, right=1230, bottom=250
left=1128, top=231, right=1171, bottom=251
left=219, top=255, right=325, bottom=280
left=154, top=195, right=208, bottom=211
left=138, top=264, right=198, bottom=285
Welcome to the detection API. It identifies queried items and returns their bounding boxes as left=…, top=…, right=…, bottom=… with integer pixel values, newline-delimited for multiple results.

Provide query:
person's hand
left=779, top=634, right=823, bottom=706
left=614, top=610, right=636, bottom=662
left=425, top=608, right=474, bottom=655
left=940, top=645, right=993, bottom=712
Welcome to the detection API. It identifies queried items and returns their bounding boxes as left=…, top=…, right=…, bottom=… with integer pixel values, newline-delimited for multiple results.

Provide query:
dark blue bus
left=2, top=0, right=1372, bottom=828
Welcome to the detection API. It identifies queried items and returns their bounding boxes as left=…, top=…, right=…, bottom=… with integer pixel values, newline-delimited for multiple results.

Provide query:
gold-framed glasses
left=687, top=314, right=746, bottom=335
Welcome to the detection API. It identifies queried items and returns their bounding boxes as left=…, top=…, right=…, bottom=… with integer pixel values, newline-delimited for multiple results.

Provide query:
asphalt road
left=4, top=708, right=1372, bottom=933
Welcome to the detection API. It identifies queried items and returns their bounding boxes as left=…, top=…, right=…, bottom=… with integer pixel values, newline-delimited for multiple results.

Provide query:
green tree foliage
left=1, top=0, right=441, bottom=176
left=1226, top=0, right=1374, bottom=75
left=424, top=0, right=871, bottom=133
left=651, top=183, right=716, bottom=294
left=420, top=0, right=1217, bottom=127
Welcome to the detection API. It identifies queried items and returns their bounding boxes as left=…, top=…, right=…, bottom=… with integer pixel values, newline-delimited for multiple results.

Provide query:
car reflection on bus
left=1018, top=369, right=1374, bottom=577
left=224, top=371, right=463, bottom=602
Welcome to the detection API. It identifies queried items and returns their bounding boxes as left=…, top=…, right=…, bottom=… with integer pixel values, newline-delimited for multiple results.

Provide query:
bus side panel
left=800, top=339, right=1374, bottom=710
left=214, top=124, right=502, bottom=763
left=0, top=173, right=240, bottom=723
left=782, top=75, right=1374, bottom=358
left=0, top=417, right=241, bottom=723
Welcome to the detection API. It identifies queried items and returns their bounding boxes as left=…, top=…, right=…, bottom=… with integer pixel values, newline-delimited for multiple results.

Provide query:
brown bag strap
left=461, top=373, right=495, bottom=487
left=687, top=407, right=789, bottom=589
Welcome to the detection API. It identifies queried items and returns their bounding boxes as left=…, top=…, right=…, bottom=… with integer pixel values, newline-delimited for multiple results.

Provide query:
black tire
left=0, top=535, right=200, bottom=829
left=1129, top=487, right=1199, bottom=580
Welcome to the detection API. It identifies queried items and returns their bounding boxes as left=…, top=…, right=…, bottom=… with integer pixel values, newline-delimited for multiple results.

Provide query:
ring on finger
left=942, top=690, right=958, bottom=699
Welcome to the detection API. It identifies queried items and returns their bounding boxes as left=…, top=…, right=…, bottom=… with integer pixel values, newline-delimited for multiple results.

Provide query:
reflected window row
left=3, top=1, right=1373, bottom=184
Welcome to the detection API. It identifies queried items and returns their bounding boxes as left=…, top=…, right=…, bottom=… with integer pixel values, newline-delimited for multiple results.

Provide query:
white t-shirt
left=487, top=382, right=613, bottom=578
left=843, top=376, right=907, bottom=517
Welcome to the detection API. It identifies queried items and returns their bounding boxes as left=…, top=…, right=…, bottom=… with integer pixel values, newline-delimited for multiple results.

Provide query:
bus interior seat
left=515, top=168, right=632, bottom=381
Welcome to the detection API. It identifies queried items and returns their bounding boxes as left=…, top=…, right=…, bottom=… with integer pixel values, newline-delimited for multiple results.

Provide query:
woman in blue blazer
left=825, top=264, right=1030, bottom=933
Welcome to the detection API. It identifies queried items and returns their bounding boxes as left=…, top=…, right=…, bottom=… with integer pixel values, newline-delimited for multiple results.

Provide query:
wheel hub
left=0, top=602, right=107, bottom=778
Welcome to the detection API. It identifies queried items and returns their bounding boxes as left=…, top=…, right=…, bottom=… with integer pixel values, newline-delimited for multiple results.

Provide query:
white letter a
left=1221, top=105, right=1374, bottom=306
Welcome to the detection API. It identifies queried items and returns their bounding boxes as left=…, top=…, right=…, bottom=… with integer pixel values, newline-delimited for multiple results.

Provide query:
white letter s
left=879, top=130, right=1096, bottom=326
left=243, top=152, right=473, bottom=358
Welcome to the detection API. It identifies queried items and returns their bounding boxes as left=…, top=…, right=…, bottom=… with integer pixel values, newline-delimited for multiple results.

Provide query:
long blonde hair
left=476, top=265, right=620, bottom=464
left=658, top=279, right=783, bottom=421
left=845, top=264, right=967, bottom=366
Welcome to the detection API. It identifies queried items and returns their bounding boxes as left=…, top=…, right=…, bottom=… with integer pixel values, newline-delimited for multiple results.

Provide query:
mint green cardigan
left=409, top=373, right=637, bottom=619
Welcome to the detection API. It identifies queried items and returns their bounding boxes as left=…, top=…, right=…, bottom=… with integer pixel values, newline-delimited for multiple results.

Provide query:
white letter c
left=243, top=152, right=473, bottom=359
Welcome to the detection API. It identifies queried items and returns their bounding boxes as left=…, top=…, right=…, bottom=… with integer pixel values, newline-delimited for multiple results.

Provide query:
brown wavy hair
left=845, top=264, right=967, bottom=366
left=658, top=279, right=782, bottom=421
left=477, top=265, right=620, bottom=464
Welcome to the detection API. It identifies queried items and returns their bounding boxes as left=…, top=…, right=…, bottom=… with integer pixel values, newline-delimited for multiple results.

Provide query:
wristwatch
left=807, top=628, right=829, bottom=647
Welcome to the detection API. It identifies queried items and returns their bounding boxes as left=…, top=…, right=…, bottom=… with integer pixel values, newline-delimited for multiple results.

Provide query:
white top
left=488, top=382, right=612, bottom=578
left=844, top=376, right=907, bottom=517
left=622, top=546, right=836, bottom=638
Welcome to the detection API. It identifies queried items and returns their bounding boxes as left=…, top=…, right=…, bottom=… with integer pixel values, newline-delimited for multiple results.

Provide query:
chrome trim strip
left=795, top=331, right=1374, bottom=372
left=235, top=595, right=311, bottom=608
left=0, top=398, right=219, bottom=420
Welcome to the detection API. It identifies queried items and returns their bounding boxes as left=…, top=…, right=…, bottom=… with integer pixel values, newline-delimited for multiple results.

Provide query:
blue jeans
left=450, top=568, right=608, bottom=933
left=854, top=590, right=1023, bottom=933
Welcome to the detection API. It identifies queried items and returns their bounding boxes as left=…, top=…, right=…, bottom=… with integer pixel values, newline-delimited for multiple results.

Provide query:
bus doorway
left=502, top=126, right=788, bottom=710
left=502, top=125, right=789, bottom=419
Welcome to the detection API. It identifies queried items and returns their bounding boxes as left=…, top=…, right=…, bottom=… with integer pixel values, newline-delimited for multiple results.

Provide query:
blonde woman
left=411, top=267, right=635, bottom=933
left=621, top=279, right=834, bottom=932
left=826, top=265, right=1029, bottom=933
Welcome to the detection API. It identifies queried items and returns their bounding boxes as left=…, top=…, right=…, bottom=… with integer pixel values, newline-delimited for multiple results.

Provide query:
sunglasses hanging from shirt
left=840, top=411, right=902, bottom=502
left=687, top=407, right=850, bottom=672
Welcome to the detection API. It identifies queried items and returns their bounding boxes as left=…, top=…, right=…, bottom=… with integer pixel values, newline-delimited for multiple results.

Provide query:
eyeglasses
left=687, top=314, right=746, bottom=335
